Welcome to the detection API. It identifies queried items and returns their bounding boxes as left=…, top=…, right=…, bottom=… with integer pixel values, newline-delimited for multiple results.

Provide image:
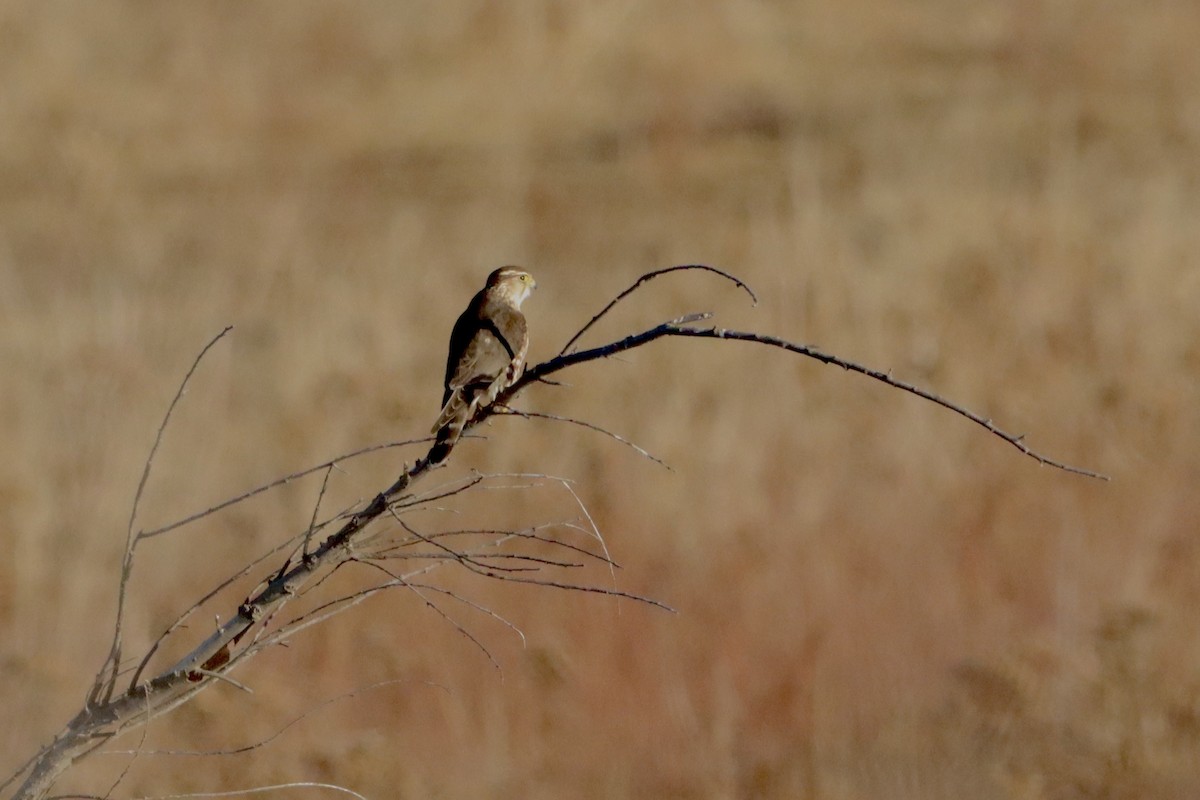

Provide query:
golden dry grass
left=1, top=1, right=1199, bottom=797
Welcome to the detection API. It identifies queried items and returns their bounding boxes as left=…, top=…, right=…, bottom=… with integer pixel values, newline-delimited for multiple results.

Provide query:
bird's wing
left=433, top=327, right=515, bottom=434
left=441, top=291, right=485, bottom=407
left=446, top=327, right=514, bottom=393
left=434, top=294, right=528, bottom=437
left=487, top=306, right=528, bottom=383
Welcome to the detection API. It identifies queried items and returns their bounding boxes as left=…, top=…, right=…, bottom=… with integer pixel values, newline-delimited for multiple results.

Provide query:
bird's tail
left=429, top=391, right=468, bottom=463
left=431, top=390, right=462, bottom=435
left=429, top=414, right=466, bottom=464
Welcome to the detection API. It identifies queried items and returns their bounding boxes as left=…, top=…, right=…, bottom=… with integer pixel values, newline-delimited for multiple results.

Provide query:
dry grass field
left=2, top=1, right=1198, bottom=797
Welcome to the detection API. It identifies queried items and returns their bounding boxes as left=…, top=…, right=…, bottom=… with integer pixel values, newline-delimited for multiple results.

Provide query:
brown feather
left=431, top=267, right=534, bottom=446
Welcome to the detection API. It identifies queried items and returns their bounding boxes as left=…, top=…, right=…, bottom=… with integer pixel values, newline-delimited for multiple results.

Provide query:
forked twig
left=94, top=326, right=234, bottom=707
left=128, top=527, right=312, bottom=691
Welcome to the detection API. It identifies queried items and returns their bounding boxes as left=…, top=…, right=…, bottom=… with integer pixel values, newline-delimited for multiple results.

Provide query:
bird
left=430, top=266, right=536, bottom=460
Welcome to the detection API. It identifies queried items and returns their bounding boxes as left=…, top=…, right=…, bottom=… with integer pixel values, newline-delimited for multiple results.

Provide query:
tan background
left=1, top=2, right=1198, bottom=798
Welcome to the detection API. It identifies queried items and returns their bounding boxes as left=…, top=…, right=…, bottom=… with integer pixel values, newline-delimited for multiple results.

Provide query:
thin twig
left=506, top=311, right=1107, bottom=480
left=399, top=582, right=529, bottom=649
left=505, top=410, right=671, bottom=469
left=374, top=522, right=617, bottom=568
left=128, top=529, right=309, bottom=690
left=185, top=670, right=252, bottom=694
left=357, top=561, right=503, bottom=675
left=95, top=326, right=234, bottom=707
left=556, top=476, right=620, bottom=597
left=664, top=325, right=1110, bottom=480
left=104, top=680, right=441, bottom=759
left=559, top=264, right=756, bottom=356
left=389, top=474, right=485, bottom=511
left=102, top=689, right=156, bottom=800
left=390, top=515, right=509, bottom=579
left=302, top=465, right=336, bottom=559
left=466, top=568, right=676, bottom=611
left=125, top=782, right=369, bottom=800
left=140, top=440, right=422, bottom=540
left=243, top=584, right=387, bottom=656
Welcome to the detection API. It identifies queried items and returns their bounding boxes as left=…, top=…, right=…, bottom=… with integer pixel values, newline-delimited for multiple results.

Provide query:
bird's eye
left=521, top=274, right=531, bottom=283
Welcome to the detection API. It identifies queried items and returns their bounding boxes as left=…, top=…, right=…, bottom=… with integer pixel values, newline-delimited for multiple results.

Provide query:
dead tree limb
left=5, top=264, right=1106, bottom=800
left=518, top=316, right=1107, bottom=480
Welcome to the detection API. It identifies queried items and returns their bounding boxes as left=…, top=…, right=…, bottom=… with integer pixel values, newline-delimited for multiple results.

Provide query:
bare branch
left=125, top=782, right=369, bottom=800
left=663, top=325, right=1110, bottom=480
left=242, top=582, right=391, bottom=655
left=128, top=529, right=309, bottom=691
left=555, top=476, right=616, bottom=582
left=559, top=264, right=756, bottom=356
left=503, top=410, right=671, bottom=469
left=301, top=465, right=336, bottom=559
left=185, top=670, right=253, bottom=694
left=102, top=680, right=433, bottom=758
left=373, top=522, right=617, bottom=569
left=503, top=313, right=1107, bottom=481
left=100, top=701, right=150, bottom=800
left=140, top=439, right=423, bottom=540
left=463, top=568, right=676, bottom=611
left=400, top=582, right=529, bottom=649
left=128, top=326, right=235, bottom=549
left=15, top=265, right=1104, bottom=800
left=389, top=474, right=484, bottom=511
left=93, top=326, right=234, bottom=708
left=356, top=561, right=502, bottom=675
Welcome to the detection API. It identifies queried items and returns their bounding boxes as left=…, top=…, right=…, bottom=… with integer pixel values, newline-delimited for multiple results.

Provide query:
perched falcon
left=430, top=266, right=536, bottom=459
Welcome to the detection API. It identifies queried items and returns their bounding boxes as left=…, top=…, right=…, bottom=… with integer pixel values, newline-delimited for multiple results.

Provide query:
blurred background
left=1, top=1, right=1198, bottom=798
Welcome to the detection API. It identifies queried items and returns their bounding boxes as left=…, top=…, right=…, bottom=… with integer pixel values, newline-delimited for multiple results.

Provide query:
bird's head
left=486, top=266, right=537, bottom=309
